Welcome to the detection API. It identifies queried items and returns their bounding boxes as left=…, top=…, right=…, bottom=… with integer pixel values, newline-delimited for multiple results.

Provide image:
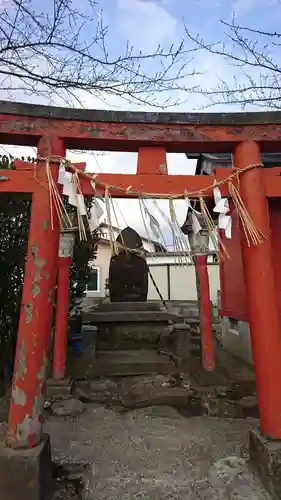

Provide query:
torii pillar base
left=0, top=434, right=53, bottom=500
left=249, top=429, right=281, bottom=500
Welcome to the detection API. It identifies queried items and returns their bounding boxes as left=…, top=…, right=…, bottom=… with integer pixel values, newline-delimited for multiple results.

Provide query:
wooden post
left=7, top=136, right=65, bottom=449
left=195, top=254, right=215, bottom=371
left=234, top=140, right=281, bottom=439
left=53, top=231, right=76, bottom=380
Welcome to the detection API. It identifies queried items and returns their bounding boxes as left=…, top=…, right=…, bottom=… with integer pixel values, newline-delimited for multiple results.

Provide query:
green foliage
left=0, top=155, right=98, bottom=376
left=0, top=156, right=30, bottom=375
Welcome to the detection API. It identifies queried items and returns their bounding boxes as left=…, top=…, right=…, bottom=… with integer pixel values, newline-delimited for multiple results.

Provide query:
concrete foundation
left=249, top=428, right=281, bottom=500
left=221, top=317, right=253, bottom=364
left=0, top=434, right=53, bottom=500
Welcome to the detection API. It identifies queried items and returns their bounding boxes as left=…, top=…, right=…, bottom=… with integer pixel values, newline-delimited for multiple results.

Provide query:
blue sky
left=99, top=0, right=281, bottom=70
left=56, top=0, right=281, bottom=114
left=103, top=0, right=280, bottom=47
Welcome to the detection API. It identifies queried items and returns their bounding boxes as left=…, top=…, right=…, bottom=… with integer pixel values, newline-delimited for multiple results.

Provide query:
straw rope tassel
left=228, top=181, right=265, bottom=246
left=38, top=156, right=266, bottom=252
left=199, top=196, right=229, bottom=260
left=45, top=161, right=72, bottom=231
left=104, top=188, right=116, bottom=255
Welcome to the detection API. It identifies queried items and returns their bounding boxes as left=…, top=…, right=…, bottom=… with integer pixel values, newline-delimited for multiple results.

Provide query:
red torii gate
left=1, top=102, right=281, bottom=451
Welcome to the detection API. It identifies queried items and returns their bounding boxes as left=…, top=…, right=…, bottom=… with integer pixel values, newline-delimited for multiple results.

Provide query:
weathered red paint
left=79, top=172, right=226, bottom=198
left=234, top=141, right=281, bottom=439
left=65, top=167, right=281, bottom=199
left=195, top=255, right=215, bottom=371
left=53, top=257, right=72, bottom=380
left=0, top=169, right=37, bottom=193
left=268, top=199, right=281, bottom=313
left=219, top=208, right=248, bottom=322
left=7, top=136, right=65, bottom=449
left=2, top=113, right=281, bottom=152
left=137, top=147, right=168, bottom=175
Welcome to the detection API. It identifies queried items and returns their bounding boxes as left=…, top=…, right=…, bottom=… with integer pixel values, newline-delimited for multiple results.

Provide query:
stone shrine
left=79, top=227, right=183, bottom=378
left=108, top=227, right=148, bottom=302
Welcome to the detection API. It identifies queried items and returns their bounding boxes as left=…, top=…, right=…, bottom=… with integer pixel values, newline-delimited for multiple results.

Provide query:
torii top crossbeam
left=1, top=100, right=281, bottom=198
left=1, top=100, right=281, bottom=152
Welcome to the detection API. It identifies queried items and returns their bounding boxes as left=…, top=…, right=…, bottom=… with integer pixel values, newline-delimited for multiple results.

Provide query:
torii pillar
left=234, top=141, right=281, bottom=439
left=7, top=136, right=65, bottom=449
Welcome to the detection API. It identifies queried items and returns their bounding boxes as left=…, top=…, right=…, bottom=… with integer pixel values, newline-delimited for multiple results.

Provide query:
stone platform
left=249, top=428, right=281, bottom=500
left=82, top=301, right=179, bottom=351
left=68, top=349, right=177, bottom=379
left=0, top=434, right=53, bottom=500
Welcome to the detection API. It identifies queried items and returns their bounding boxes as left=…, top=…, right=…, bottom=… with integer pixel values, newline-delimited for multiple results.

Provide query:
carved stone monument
left=108, top=227, right=148, bottom=302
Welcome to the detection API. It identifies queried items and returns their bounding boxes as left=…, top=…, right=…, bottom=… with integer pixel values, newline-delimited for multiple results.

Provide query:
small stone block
left=249, top=428, right=281, bottom=500
left=46, top=377, right=73, bottom=398
left=0, top=434, right=53, bottom=500
left=81, top=325, right=97, bottom=349
left=173, top=323, right=191, bottom=374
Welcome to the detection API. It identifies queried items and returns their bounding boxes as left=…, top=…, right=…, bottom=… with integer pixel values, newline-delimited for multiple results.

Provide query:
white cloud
left=117, top=0, right=179, bottom=50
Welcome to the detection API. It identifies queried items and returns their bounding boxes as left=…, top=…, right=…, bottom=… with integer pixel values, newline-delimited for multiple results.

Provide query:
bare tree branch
left=0, top=0, right=200, bottom=107
left=184, top=13, right=281, bottom=109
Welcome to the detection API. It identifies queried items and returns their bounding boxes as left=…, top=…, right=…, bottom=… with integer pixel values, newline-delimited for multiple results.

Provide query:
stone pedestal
left=249, top=428, right=281, bottom=500
left=172, top=323, right=192, bottom=374
left=83, top=302, right=178, bottom=351
left=67, top=324, right=97, bottom=381
left=0, top=434, right=53, bottom=500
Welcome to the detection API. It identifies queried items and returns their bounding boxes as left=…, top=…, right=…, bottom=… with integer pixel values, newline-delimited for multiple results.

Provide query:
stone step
left=67, top=349, right=177, bottom=379
left=83, top=310, right=179, bottom=323
left=73, top=374, right=192, bottom=410
left=93, top=301, right=165, bottom=312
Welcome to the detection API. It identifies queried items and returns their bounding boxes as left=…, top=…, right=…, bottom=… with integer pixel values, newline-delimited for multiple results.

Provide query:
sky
left=1, top=0, right=280, bottom=245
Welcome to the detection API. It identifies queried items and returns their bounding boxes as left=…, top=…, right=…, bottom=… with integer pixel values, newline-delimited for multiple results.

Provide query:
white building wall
left=148, top=266, right=169, bottom=300
left=169, top=266, right=197, bottom=301
left=148, top=262, right=220, bottom=304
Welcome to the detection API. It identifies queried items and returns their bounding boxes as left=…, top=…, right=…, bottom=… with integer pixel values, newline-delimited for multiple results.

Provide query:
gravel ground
left=45, top=404, right=271, bottom=499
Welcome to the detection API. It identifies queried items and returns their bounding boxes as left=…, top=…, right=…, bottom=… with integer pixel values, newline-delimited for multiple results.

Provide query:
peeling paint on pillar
left=24, top=302, right=33, bottom=323
left=15, top=413, right=41, bottom=449
left=41, top=218, right=49, bottom=231
left=48, top=288, right=53, bottom=302
left=16, top=340, right=27, bottom=379
left=30, top=241, right=48, bottom=298
left=37, top=351, right=48, bottom=381
left=31, top=243, right=39, bottom=259
left=12, top=386, right=27, bottom=406
left=31, top=282, right=40, bottom=297
left=31, top=255, right=47, bottom=298
left=7, top=135, right=65, bottom=449
left=9, top=349, right=49, bottom=448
